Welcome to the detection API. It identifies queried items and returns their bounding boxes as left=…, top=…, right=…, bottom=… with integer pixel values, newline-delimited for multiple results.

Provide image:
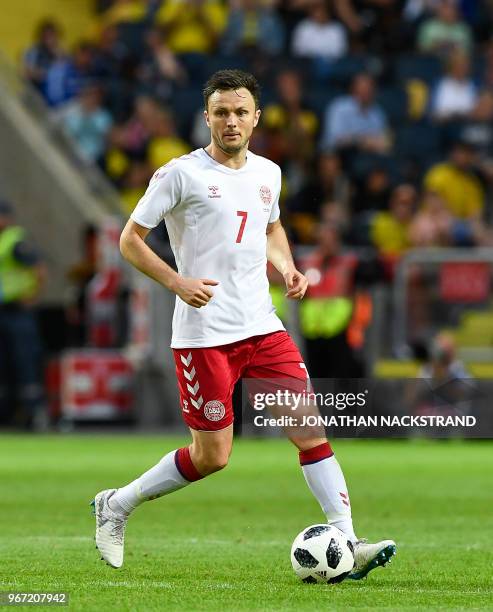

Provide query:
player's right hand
left=173, top=277, right=219, bottom=308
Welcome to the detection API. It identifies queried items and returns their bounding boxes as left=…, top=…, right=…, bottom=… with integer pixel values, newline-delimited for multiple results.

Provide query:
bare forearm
left=266, top=222, right=295, bottom=275
left=120, top=230, right=179, bottom=292
left=120, top=220, right=219, bottom=308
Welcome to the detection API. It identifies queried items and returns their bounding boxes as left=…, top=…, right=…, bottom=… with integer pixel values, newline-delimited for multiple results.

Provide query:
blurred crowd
left=21, top=0, right=493, bottom=268
left=6, top=0, right=493, bottom=427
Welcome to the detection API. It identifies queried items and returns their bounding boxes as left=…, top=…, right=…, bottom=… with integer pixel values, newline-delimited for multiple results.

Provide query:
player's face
left=205, top=88, right=261, bottom=155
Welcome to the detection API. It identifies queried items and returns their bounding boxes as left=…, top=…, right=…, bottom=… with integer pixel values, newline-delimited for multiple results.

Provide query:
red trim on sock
left=299, top=442, right=334, bottom=466
left=175, top=447, right=203, bottom=482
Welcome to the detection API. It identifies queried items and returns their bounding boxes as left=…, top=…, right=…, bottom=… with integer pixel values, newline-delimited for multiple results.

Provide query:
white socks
left=107, top=442, right=357, bottom=546
left=108, top=450, right=189, bottom=515
left=300, top=444, right=357, bottom=542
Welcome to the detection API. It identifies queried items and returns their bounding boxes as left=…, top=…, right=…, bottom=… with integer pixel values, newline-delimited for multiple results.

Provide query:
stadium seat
left=116, top=22, right=148, bottom=57
left=323, top=55, right=376, bottom=87
left=394, top=54, right=443, bottom=86
left=395, top=121, right=443, bottom=173
left=305, top=86, right=342, bottom=119
left=439, top=120, right=469, bottom=149
left=377, top=87, right=408, bottom=126
left=171, top=87, right=204, bottom=137
left=177, top=53, right=209, bottom=83
left=203, top=55, right=249, bottom=79
left=349, top=151, right=400, bottom=183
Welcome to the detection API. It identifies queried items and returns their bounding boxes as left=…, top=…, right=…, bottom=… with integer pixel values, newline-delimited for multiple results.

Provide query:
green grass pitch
left=0, top=435, right=491, bottom=611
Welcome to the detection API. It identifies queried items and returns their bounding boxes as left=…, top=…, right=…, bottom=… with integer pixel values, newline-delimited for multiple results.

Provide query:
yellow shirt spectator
left=371, top=212, right=411, bottom=257
left=157, top=0, right=227, bottom=54
left=148, top=137, right=190, bottom=170
left=90, top=0, right=147, bottom=38
left=424, top=162, right=484, bottom=220
left=262, top=104, right=318, bottom=137
left=121, top=186, right=146, bottom=216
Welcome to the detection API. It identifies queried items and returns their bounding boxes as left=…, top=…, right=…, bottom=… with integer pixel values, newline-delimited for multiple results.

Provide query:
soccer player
left=92, top=70, right=396, bottom=578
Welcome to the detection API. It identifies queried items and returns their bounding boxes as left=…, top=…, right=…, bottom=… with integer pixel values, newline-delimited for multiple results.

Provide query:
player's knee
left=191, top=446, right=230, bottom=475
left=198, top=452, right=229, bottom=475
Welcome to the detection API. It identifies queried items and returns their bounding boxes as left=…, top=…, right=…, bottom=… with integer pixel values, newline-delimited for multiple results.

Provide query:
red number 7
left=236, top=211, right=248, bottom=243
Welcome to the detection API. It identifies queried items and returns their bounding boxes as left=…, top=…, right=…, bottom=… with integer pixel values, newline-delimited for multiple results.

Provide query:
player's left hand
left=284, top=269, right=308, bottom=300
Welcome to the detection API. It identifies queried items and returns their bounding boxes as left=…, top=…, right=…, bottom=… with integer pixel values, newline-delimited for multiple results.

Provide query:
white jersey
left=130, top=148, right=285, bottom=348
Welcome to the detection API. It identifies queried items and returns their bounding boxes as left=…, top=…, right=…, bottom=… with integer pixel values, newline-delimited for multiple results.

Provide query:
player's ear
left=253, top=108, right=261, bottom=127
left=204, top=109, right=210, bottom=127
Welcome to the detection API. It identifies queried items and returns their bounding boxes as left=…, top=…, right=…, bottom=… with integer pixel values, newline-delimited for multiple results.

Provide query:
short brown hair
left=203, top=69, right=261, bottom=109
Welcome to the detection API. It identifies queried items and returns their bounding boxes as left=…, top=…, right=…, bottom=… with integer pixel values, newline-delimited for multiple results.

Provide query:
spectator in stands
left=417, top=0, right=472, bottom=57
left=92, top=24, right=130, bottom=79
left=96, top=0, right=147, bottom=30
left=120, top=161, right=153, bottom=214
left=403, top=0, right=439, bottom=23
left=221, top=0, right=285, bottom=57
left=461, top=90, right=493, bottom=159
left=320, top=73, right=391, bottom=154
left=262, top=69, right=318, bottom=170
left=23, top=19, right=63, bottom=95
left=408, top=190, right=453, bottom=247
left=423, top=140, right=484, bottom=219
left=156, top=0, right=227, bottom=55
left=431, top=50, right=478, bottom=121
left=62, top=84, right=113, bottom=164
left=45, top=42, right=96, bottom=108
left=104, top=95, right=160, bottom=183
left=351, top=165, right=391, bottom=214
left=334, top=0, right=404, bottom=53
left=370, top=183, right=417, bottom=259
left=138, top=26, right=187, bottom=101
left=286, top=150, right=350, bottom=243
left=91, top=23, right=137, bottom=121
left=120, top=95, right=159, bottom=153
left=419, top=332, right=469, bottom=381
left=410, top=190, right=493, bottom=247
left=291, top=0, right=347, bottom=61
left=146, top=108, right=189, bottom=169
left=320, top=199, right=351, bottom=234
left=407, top=332, right=472, bottom=421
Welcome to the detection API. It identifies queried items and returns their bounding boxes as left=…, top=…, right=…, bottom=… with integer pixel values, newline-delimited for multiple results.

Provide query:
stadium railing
left=392, top=247, right=493, bottom=359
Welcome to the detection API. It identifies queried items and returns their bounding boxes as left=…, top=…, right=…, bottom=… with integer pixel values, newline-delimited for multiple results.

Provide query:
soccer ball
left=291, top=524, right=355, bottom=584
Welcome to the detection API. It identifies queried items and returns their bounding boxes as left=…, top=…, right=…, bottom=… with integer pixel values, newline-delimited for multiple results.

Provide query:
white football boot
left=91, top=489, right=128, bottom=568
left=347, top=539, right=396, bottom=580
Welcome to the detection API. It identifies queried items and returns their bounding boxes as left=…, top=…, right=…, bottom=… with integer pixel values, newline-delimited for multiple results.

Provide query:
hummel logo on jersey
left=208, top=185, right=221, bottom=199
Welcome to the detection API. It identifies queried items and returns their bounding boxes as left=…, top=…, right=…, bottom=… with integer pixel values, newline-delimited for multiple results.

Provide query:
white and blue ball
left=291, top=524, right=354, bottom=584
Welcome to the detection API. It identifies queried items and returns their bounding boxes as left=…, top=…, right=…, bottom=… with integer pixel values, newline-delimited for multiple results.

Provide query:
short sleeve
left=269, top=167, right=282, bottom=223
left=130, top=162, right=183, bottom=229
